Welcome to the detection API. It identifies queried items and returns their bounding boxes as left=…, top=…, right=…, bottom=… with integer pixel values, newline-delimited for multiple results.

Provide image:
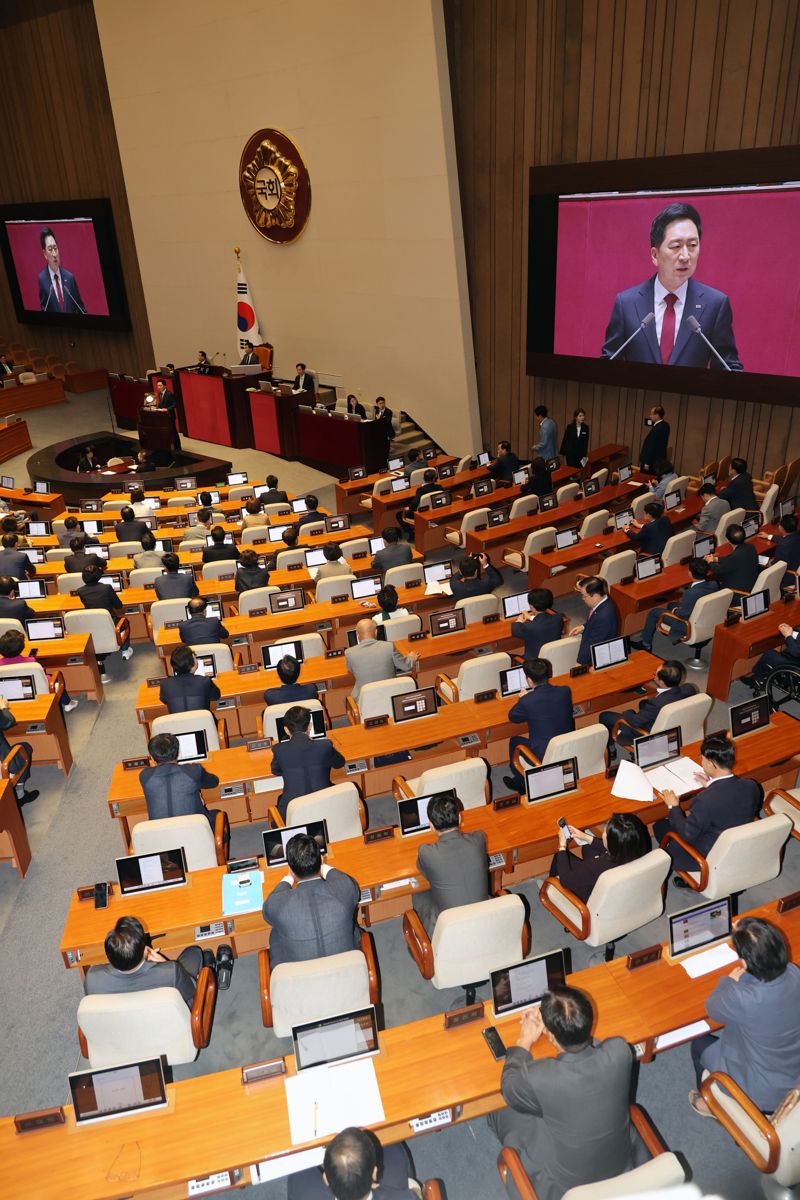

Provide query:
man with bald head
left=344, top=618, right=418, bottom=703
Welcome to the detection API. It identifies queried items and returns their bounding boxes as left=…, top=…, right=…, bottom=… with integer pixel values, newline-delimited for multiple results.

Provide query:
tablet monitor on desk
left=27, top=520, right=50, bottom=537
left=269, top=588, right=305, bottom=613
left=0, top=673, right=36, bottom=701
left=99, top=572, right=123, bottom=592
left=80, top=499, right=101, bottom=513
left=154, top=538, right=173, bottom=553
left=390, top=477, right=408, bottom=494
left=227, top=472, right=248, bottom=486
left=423, top=561, right=452, bottom=584
left=197, top=489, right=220, bottom=506
left=474, top=479, right=493, bottom=497
left=262, top=639, right=306, bottom=669
left=635, top=554, right=662, bottom=581
left=82, top=519, right=102, bottom=536
left=396, top=788, right=456, bottom=837
left=292, top=1006, right=380, bottom=1072
left=275, top=709, right=326, bottom=741
left=175, top=476, right=196, bottom=491
left=392, top=686, right=437, bottom=723
left=502, top=591, right=529, bottom=619
left=142, top=516, right=158, bottom=531
left=729, top=694, right=770, bottom=739
left=34, top=481, right=49, bottom=494
left=476, top=450, right=491, bottom=467
left=429, top=608, right=465, bottom=637
left=176, top=565, right=197, bottom=578
left=22, top=547, right=44, bottom=565
left=304, top=547, right=327, bottom=568
left=491, top=949, right=567, bottom=1018
left=351, top=576, right=382, bottom=599
left=0, top=474, right=13, bottom=489
left=438, top=464, right=455, bottom=480
left=524, top=758, right=578, bottom=803
left=347, top=625, right=385, bottom=647
left=634, top=727, right=682, bottom=769
left=742, top=516, right=760, bottom=540
left=668, top=897, right=732, bottom=960
left=291, top=498, right=308, bottom=514
left=614, top=509, right=634, bottom=530
left=175, top=729, right=208, bottom=762
left=69, top=1058, right=168, bottom=1125
left=742, top=589, right=769, bottom=621
left=539, top=493, right=557, bottom=511
left=702, top=473, right=716, bottom=487
left=116, top=847, right=187, bottom=895
left=554, top=527, right=579, bottom=550
left=618, top=464, right=633, bottom=482
left=583, top=478, right=601, bottom=497
left=429, top=491, right=449, bottom=509
left=488, top=508, right=508, bottom=527
left=325, top=515, right=351, bottom=532
left=192, top=654, right=216, bottom=678
left=387, top=457, right=404, bottom=472
left=664, top=490, right=682, bottom=511
left=779, top=496, right=797, bottom=518
left=142, top=497, right=161, bottom=510
left=263, top=820, right=328, bottom=866
left=17, top=579, right=45, bottom=599
left=268, top=525, right=289, bottom=542
left=368, top=536, right=385, bottom=554
left=349, top=466, right=366, bottom=481
left=500, top=666, right=527, bottom=697
left=591, top=636, right=628, bottom=671
left=25, top=616, right=64, bottom=641
left=512, top=468, right=529, bottom=486
left=91, top=543, right=110, bottom=561
left=694, top=534, right=715, bottom=558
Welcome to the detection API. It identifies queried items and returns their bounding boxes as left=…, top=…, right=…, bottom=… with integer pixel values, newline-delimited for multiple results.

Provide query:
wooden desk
left=0, top=776, right=31, bottom=878
left=0, top=418, right=32, bottom=464
left=99, top=482, right=270, bottom=504
left=335, top=456, right=456, bottom=516
left=7, top=692, right=72, bottom=775
left=413, top=484, right=528, bottom=554
left=0, top=375, right=65, bottom=418
left=24, top=634, right=104, bottom=703
left=706, top=596, right=800, bottom=701
left=0, top=485, right=64, bottom=520
left=370, top=466, right=492, bottom=530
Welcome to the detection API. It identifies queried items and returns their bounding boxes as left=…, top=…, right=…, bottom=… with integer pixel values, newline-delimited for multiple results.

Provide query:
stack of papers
left=284, top=1059, right=385, bottom=1145
left=425, top=580, right=452, bottom=596
left=221, top=869, right=264, bottom=916
left=611, top=757, right=704, bottom=803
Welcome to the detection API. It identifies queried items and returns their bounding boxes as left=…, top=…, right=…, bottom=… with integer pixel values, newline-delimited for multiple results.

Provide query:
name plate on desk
left=620, top=575, right=635, bottom=585
left=570, top=664, right=589, bottom=677
left=364, top=825, right=394, bottom=845
left=241, top=1058, right=286, bottom=1084
left=14, top=1107, right=65, bottom=1134
left=287, top=563, right=303, bottom=571
left=777, top=890, right=800, bottom=914
left=143, top=583, right=156, bottom=590
left=146, top=677, right=163, bottom=688
left=408, top=631, right=427, bottom=641
left=725, top=613, right=741, bottom=626
left=443, top=1003, right=484, bottom=1030
left=351, top=551, right=368, bottom=559
left=248, top=608, right=269, bottom=617
left=238, top=663, right=260, bottom=674
left=122, top=756, right=150, bottom=770
left=217, top=573, right=235, bottom=582
left=251, top=537, right=268, bottom=545
left=474, top=689, right=497, bottom=703
left=247, top=738, right=272, bottom=752
left=626, top=945, right=663, bottom=970
left=482, top=613, right=500, bottom=625
left=164, top=620, right=183, bottom=629
left=364, top=715, right=389, bottom=729
left=325, top=648, right=345, bottom=658
left=331, top=594, right=349, bottom=604
left=405, top=579, right=422, bottom=589
left=493, top=794, right=520, bottom=811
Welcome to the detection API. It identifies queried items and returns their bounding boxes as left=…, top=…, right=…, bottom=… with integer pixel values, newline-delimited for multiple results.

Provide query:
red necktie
left=54, top=274, right=64, bottom=311
left=660, top=293, right=677, bottom=363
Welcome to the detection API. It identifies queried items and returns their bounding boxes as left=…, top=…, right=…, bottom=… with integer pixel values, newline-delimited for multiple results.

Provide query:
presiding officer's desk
left=334, top=455, right=457, bottom=516
left=706, top=594, right=800, bottom=701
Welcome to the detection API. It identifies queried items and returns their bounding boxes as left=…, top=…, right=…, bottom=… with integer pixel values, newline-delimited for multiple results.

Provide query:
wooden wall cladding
left=443, top=0, right=800, bottom=477
left=0, top=0, right=153, bottom=377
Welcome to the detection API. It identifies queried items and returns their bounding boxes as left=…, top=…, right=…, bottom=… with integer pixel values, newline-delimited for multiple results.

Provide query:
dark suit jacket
left=115, top=518, right=149, bottom=543
left=672, top=578, right=719, bottom=619
left=263, top=682, right=318, bottom=706
left=140, top=761, right=220, bottom=822
left=713, top=542, right=759, bottom=594
left=618, top=681, right=695, bottom=735
left=178, top=615, right=228, bottom=645
left=158, top=674, right=220, bottom=713
left=346, top=402, right=367, bottom=419
left=508, top=681, right=574, bottom=761
left=154, top=573, right=198, bottom=600
left=638, top=420, right=670, bottom=471
left=292, top=373, right=315, bottom=392
left=77, top=582, right=121, bottom=618
left=64, top=552, right=103, bottom=574
left=602, top=275, right=742, bottom=371
left=450, top=561, right=502, bottom=601
left=296, top=510, right=322, bottom=529
left=577, top=598, right=620, bottom=666
left=262, top=868, right=360, bottom=968
left=269, top=732, right=346, bottom=818
left=235, top=563, right=270, bottom=593
left=201, top=543, right=240, bottom=563
left=408, top=481, right=441, bottom=514
left=665, top=774, right=762, bottom=858
left=718, top=473, right=758, bottom=512
left=38, top=265, right=85, bottom=313
left=0, top=550, right=33, bottom=580
left=0, top=595, right=35, bottom=622
left=770, top=530, right=800, bottom=573
left=288, top=1144, right=416, bottom=1200
left=258, top=488, right=289, bottom=505
left=511, top=611, right=563, bottom=659
left=559, top=421, right=590, bottom=468
left=551, top=837, right=615, bottom=904
left=521, top=471, right=553, bottom=498
left=489, top=451, right=521, bottom=483
left=371, top=542, right=413, bottom=576
left=416, top=829, right=489, bottom=920
left=625, top=515, right=671, bottom=556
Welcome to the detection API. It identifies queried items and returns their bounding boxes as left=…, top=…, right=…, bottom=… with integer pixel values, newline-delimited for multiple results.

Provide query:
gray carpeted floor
left=1, top=389, right=795, bottom=1199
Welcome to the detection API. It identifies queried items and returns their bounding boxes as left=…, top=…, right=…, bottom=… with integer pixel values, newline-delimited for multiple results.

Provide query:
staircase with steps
left=392, top=410, right=440, bottom=456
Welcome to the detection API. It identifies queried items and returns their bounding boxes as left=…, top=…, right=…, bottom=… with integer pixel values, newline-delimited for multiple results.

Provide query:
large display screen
left=0, top=199, right=130, bottom=331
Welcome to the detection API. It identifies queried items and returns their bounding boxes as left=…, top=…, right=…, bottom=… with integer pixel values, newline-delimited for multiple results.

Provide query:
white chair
left=45, top=548, right=70, bottom=562
left=0, top=661, right=52, bottom=696
left=664, top=474, right=689, bottom=501
left=404, top=893, right=528, bottom=1005
left=228, top=485, right=254, bottom=502
left=259, top=934, right=378, bottom=1037
left=18, top=371, right=36, bottom=384
left=241, top=525, right=271, bottom=544
left=435, top=652, right=511, bottom=703
left=752, top=559, right=791, bottom=604
left=381, top=613, right=422, bottom=642
left=77, top=976, right=216, bottom=1068
left=715, top=506, right=746, bottom=543
left=538, top=635, right=582, bottom=677
left=131, top=813, right=227, bottom=871
left=237, top=586, right=280, bottom=616
left=360, top=477, right=394, bottom=510
left=598, top=549, right=636, bottom=587
left=0, top=618, right=25, bottom=637
left=347, top=676, right=416, bottom=725
left=103, top=498, right=131, bottom=510
left=341, top=537, right=370, bottom=557
left=116, top=541, right=147, bottom=558
left=444, top=508, right=491, bottom=548
left=514, top=724, right=608, bottom=780
left=660, top=813, right=791, bottom=899
left=454, top=594, right=500, bottom=624
left=408, top=467, right=428, bottom=488
left=274, top=548, right=306, bottom=570
left=700, top=1072, right=800, bottom=1199
left=56, top=572, right=84, bottom=595
left=588, top=466, right=609, bottom=489
left=315, top=574, right=356, bottom=604
left=63, top=610, right=130, bottom=669
left=540, top=849, right=670, bottom=958
left=578, top=508, right=610, bottom=539
left=661, top=528, right=696, bottom=567
left=202, top=561, right=239, bottom=582
left=393, top=758, right=490, bottom=812
left=105, top=457, right=127, bottom=467
left=556, top=482, right=580, bottom=505
left=128, top=567, right=163, bottom=587
left=658, top=587, right=734, bottom=669
left=613, top=692, right=712, bottom=748
left=166, top=496, right=195, bottom=507
left=508, top=495, right=538, bottom=521
left=260, top=698, right=324, bottom=743
left=189, top=642, right=234, bottom=674
left=149, top=598, right=192, bottom=636
left=503, top=527, right=557, bottom=571
left=284, top=782, right=365, bottom=842
left=759, top=482, right=780, bottom=525
left=151, top=709, right=226, bottom=753
left=384, top=563, right=424, bottom=589
left=765, top=787, right=800, bottom=841
left=456, top=453, right=473, bottom=473
left=631, top=492, right=652, bottom=521
left=262, top=502, right=293, bottom=517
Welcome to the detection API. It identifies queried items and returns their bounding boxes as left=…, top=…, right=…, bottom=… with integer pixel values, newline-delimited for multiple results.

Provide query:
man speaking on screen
left=38, top=226, right=86, bottom=314
left=601, top=201, right=742, bottom=370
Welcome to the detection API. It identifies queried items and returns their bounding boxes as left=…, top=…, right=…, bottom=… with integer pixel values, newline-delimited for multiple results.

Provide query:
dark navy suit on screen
left=38, top=266, right=86, bottom=314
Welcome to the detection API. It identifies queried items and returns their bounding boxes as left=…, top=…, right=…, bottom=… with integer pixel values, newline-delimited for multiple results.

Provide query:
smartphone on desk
left=483, top=1026, right=507, bottom=1060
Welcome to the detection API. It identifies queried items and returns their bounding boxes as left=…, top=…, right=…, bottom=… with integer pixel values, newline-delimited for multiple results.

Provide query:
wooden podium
left=137, top=406, right=173, bottom=454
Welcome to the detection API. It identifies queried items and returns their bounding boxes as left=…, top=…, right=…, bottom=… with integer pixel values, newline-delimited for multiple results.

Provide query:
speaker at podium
left=137, top=405, right=174, bottom=454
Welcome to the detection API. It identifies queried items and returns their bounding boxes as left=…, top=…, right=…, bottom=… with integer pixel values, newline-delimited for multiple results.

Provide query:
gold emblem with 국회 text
left=239, top=129, right=311, bottom=244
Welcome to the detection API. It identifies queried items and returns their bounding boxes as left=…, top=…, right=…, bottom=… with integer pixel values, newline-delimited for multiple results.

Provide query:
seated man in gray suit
left=413, top=791, right=489, bottom=935
left=84, top=915, right=205, bottom=1009
left=344, top=618, right=418, bottom=703
left=489, top=986, right=646, bottom=1199
left=261, top=833, right=361, bottom=969
left=370, top=526, right=413, bottom=578
left=692, top=483, right=730, bottom=533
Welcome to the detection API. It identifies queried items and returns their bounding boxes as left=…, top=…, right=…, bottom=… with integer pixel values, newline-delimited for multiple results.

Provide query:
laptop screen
left=423, top=561, right=453, bottom=584
left=502, top=592, right=528, bottom=619
left=292, top=1006, right=380, bottom=1072
left=729, top=694, right=770, bottom=738
left=634, top=727, right=682, bottom=769
left=304, top=547, right=327, bottom=568
left=291, top=498, right=308, bottom=513
left=17, top=579, right=46, bottom=599
left=227, top=472, right=248, bottom=485
left=742, top=589, right=769, bottom=621
left=591, top=636, right=628, bottom=671
left=269, top=589, right=305, bottom=613
left=614, top=509, right=634, bottom=530
left=694, top=534, right=715, bottom=558
left=524, top=758, right=578, bottom=803
left=261, top=640, right=305, bottom=669
left=491, top=949, right=567, bottom=1018
left=396, top=788, right=455, bottom=837
left=25, top=617, right=64, bottom=641
left=69, top=1058, right=168, bottom=1125
left=116, top=847, right=187, bottom=895
left=429, top=608, right=465, bottom=637
left=583, top=478, right=600, bottom=496
left=175, top=730, right=208, bottom=762
left=476, top=451, right=491, bottom=466
left=351, top=576, right=381, bottom=599
left=618, top=464, right=633, bottom=482
left=0, top=674, right=36, bottom=701
left=555, top=527, right=579, bottom=550
left=500, top=666, right=527, bottom=697
left=635, top=555, right=662, bottom=581
left=275, top=709, right=326, bottom=741
left=392, top=687, right=437, bottom=723
left=262, top=819, right=328, bottom=867
left=669, top=897, right=732, bottom=958
left=742, top=517, right=760, bottom=539
left=368, top=536, right=385, bottom=553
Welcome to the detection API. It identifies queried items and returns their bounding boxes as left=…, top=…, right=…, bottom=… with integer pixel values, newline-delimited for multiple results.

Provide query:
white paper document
left=611, top=759, right=654, bottom=802
left=284, top=1059, right=385, bottom=1146
left=253, top=1146, right=325, bottom=1183
left=655, top=1019, right=711, bottom=1049
left=646, top=757, right=704, bottom=798
left=680, top=942, right=739, bottom=978
left=425, top=580, right=452, bottom=596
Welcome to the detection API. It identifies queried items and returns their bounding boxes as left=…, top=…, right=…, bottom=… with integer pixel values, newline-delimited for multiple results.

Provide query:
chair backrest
left=201, top=560, right=239, bottom=582
left=455, top=652, right=512, bottom=700
left=431, top=895, right=525, bottom=989
left=152, top=708, right=221, bottom=753
left=190, top=642, right=234, bottom=674
left=454, top=508, right=492, bottom=539
left=18, top=371, right=36, bottom=384
left=274, top=548, right=306, bottom=570
left=759, top=483, right=779, bottom=525
left=661, top=528, right=696, bottom=568
left=315, top=574, right=356, bottom=604
left=542, top=724, right=607, bottom=777
left=408, top=467, right=428, bottom=488
left=753, top=559, right=789, bottom=604
left=413, top=757, right=489, bottom=811
left=241, top=525, right=271, bottom=544
left=650, top=692, right=712, bottom=744
left=0, top=617, right=24, bottom=638
left=717, top=454, right=732, bottom=481
left=56, top=572, right=84, bottom=595
left=384, top=563, right=424, bottom=589
left=285, top=782, right=363, bottom=842
left=715, top=506, right=745, bottom=543
left=584, top=849, right=671, bottom=946
left=539, top=635, right=580, bottom=676
left=64, top=609, right=119, bottom=654
left=556, top=482, right=580, bottom=505
left=0, top=661, right=49, bottom=695
left=263, top=502, right=292, bottom=517
left=103, top=499, right=130, bottom=510
left=371, top=476, right=393, bottom=498
left=578, top=508, right=610, bottom=539
left=598, top=549, right=636, bottom=586
left=150, top=598, right=192, bottom=634
left=358, top=676, right=416, bottom=722
left=561, top=1151, right=686, bottom=1198
left=687, top=588, right=734, bottom=644
left=269, top=950, right=371, bottom=1039
left=381, top=613, right=422, bottom=642
left=77, top=991, right=195, bottom=1068
left=129, top=567, right=164, bottom=587
left=589, top=467, right=609, bottom=489
left=238, top=586, right=280, bottom=616
left=45, top=547, right=70, bottom=562
left=265, top=632, right=325, bottom=661
left=131, top=814, right=217, bottom=872
left=454, top=594, right=500, bottom=624
left=781, top=457, right=800, bottom=499
left=702, top=813, right=791, bottom=899
left=228, top=485, right=254, bottom=502
left=340, top=537, right=369, bottom=557
left=704, top=1077, right=800, bottom=1188
left=508, top=495, right=538, bottom=521
left=262, top=698, right=323, bottom=742
left=665, top=474, right=689, bottom=500
left=521, top=526, right=557, bottom=559
left=631, top=491, right=652, bottom=521
left=417, top=490, right=445, bottom=511
left=166, top=495, right=195, bottom=507
left=456, top=454, right=472, bottom=473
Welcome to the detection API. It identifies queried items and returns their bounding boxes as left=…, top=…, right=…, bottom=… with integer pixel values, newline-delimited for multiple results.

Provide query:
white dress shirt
left=654, top=277, right=688, bottom=344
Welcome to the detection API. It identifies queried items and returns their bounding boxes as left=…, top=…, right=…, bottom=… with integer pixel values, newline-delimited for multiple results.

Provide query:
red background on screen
left=5, top=218, right=110, bottom=317
left=552, top=188, right=800, bottom=376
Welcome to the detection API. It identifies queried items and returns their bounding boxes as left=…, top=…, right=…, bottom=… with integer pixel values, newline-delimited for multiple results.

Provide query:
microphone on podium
left=685, top=315, right=731, bottom=371
left=607, top=312, right=655, bottom=361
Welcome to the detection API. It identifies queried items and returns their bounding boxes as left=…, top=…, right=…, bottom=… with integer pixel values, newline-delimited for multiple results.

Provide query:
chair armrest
left=267, top=806, right=284, bottom=828
left=77, top=1026, right=89, bottom=1059
left=422, top=1182, right=444, bottom=1200
left=435, top=672, right=457, bottom=704
left=359, top=930, right=379, bottom=1004
left=658, top=831, right=708, bottom=890
left=539, top=876, right=591, bottom=939
left=48, top=669, right=65, bottom=702
left=494, top=886, right=531, bottom=954
left=497, top=1148, right=538, bottom=1200
left=765, top=788, right=800, bottom=831
left=402, top=909, right=434, bottom=979
left=629, top=1103, right=668, bottom=1158
left=346, top=695, right=361, bottom=725
left=657, top=611, right=689, bottom=637
left=1, top=742, right=30, bottom=787
left=216, top=717, right=228, bottom=749
left=392, top=776, right=414, bottom=803
left=258, top=947, right=273, bottom=1028
left=729, top=587, right=749, bottom=598
left=190, top=966, right=217, bottom=1049
left=213, top=811, right=229, bottom=865
left=255, top=713, right=264, bottom=738
left=232, top=650, right=243, bottom=669
left=700, top=1072, right=780, bottom=1173
left=511, top=742, right=540, bottom=780
left=782, top=570, right=798, bottom=593
left=114, top=615, right=131, bottom=646
left=611, top=716, right=646, bottom=741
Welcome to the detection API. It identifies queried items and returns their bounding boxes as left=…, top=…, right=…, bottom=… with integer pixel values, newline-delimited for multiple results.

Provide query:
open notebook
left=611, top=757, right=705, bottom=803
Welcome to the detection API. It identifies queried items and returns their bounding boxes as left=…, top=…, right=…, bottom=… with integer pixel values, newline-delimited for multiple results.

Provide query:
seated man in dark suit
left=296, top=494, right=322, bottom=530
left=235, top=548, right=270, bottom=593
left=599, top=660, right=694, bottom=756
left=765, top=513, right=800, bottom=588
left=413, top=791, right=489, bottom=935
left=401, top=448, right=422, bottom=481
left=488, top=440, right=521, bottom=483
left=292, top=362, right=315, bottom=393
left=178, top=596, right=229, bottom=646
left=519, top=457, right=553, bottom=499
left=258, top=474, right=289, bottom=505
left=76, top=561, right=132, bottom=679
left=264, top=655, right=318, bottom=706
left=744, top=621, right=800, bottom=694
left=140, top=732, right=221, bottom=832
left=154, top=553, right=199, bottom=600
left=632, top=557, right=719, bottom=652
left=450, top=552, right=502, bottom=601
left=569, top=577, right=619, bottom=666
left=0, top=532, right=34, bottom=581
left=64, top=534, right=103, bottom=575
left=269, top=705, right=346, bottom=819
left=653, top=734, right=762, bottom=884
left=396, top=468, right=441, bottom=541
left=83, top=916, right=207, bottom=1009
left=261, top=832, right=359, bottom=968
left=0, top=574, right=36, bottom=623
left=288, top=1127, right=419, bottom=1200
left=202, top=526, right=240, bottom=564
left=511, top=587, right=563, bottom=659
left=114, top=506, right=149, bottom=544
left=718, top=458, right=758, bottom=512
left=371, top=526, right=413, bottom=577
left=705, top=523, right=759, bottom=600
left=504, top=658, right=574, bottom=792
left=622, top=500, right=671, bottom=557
left=159, top=645, right=220, bottom=714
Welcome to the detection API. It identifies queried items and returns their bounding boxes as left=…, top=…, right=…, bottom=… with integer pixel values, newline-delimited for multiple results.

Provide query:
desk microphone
left=63, top=282, right=86, bottom=315
left=606, top=312, right=655, bottom=361
left=42, top=277, right=56, bottom=312
left=685, top=315, right=731, bottom=371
